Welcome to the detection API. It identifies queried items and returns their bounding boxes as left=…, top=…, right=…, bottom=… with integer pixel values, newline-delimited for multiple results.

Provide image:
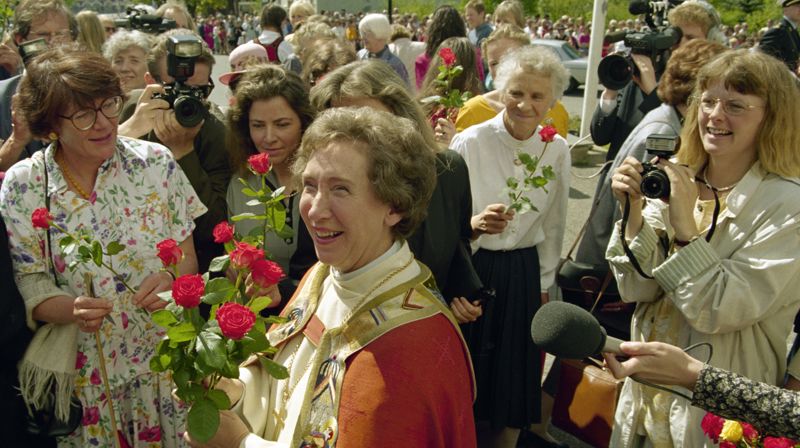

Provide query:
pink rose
left=81, top=406, right=100, bottom=426
left=31, top=208, right=53, bottom=229
left=217, top=302, right=257, bottom=340
left=156, top=239, right=183, bottom=267
left=539, top=125, right=558, bottom=143
left=763, top=437, right=799, bottom=448
left=212, top=221, right=235, bottom=244
left=250, top=259, right=284, bottom=289
left=172, top=274, right=205, bottom=309
left=741, top=422, right=758, bottom=442
left=438, top=47, right=456, bottom=68
left=719, top=442, right=737, bottom=448
left=248, top=153, right=271, bottom=175
left=701, top=412, right=724, bottom=443
left=230, top=241, right=265, bottom=271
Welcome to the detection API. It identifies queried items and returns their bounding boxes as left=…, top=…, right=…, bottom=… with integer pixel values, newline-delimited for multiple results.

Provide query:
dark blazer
left=406, top=150, right=482, bottom=301
left=759, top=17, right=800, bottom=73
left=590, top=82, right=661, bottom=161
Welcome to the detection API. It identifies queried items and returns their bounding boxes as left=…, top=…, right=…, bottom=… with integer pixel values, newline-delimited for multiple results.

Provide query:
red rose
left=539, top=125, right=558, bottom=143
left=438, top=47, right=456, bottom=68
left=248, top=153, right=271, bottom=175
left=740, top=422, right=758, bottom=442
left=719, top=442, right=736, bottom=448
left=217, top=302, right=256, bottom=340
left=251, top=259, right=285, bottom=289
left=156, top=239, right=183, bottom=267
left=31, top=208, right=53, bottom=229
left=172, top=274, right=205, bottom=309
left=701, top=412, right=724, bottom=443
left=212, top=221, right=235, bottom=244
left=763, top=437, right=799, bottom=448
left=230, top=241, right=265, bottom=271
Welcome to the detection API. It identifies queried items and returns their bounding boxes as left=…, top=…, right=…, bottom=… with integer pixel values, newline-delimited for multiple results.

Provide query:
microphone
left=531, top=301, right=625, bottom=359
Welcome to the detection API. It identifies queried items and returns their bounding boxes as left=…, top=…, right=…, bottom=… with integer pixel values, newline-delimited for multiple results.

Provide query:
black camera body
left=18, top=38, right=48, bottom=65
left=114, top=7, right=176, bottom=34
left=153, top=35, right=209, bottom=128
left=639, top=134, right=679, bottom=199
left=598, top=0, right=683, bottom=90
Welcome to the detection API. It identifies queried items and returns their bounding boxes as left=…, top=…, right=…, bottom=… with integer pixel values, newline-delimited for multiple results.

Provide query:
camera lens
left=598, top=54, right=634, bottom=90
left=640, top=168, right=671, bottom=199
left=173, top=95, right=207, bottom=127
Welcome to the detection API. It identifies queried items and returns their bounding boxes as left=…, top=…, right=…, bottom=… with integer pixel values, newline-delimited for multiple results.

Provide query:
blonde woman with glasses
left=608, top=49, right=800, bottom=447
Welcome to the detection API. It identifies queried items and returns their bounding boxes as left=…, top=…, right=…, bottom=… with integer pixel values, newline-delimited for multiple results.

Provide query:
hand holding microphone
left=530, top=301, right=625, bottom=359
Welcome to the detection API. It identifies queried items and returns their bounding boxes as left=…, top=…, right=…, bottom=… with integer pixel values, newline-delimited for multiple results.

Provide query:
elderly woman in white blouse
left=449, top=45, right=571, bottom=448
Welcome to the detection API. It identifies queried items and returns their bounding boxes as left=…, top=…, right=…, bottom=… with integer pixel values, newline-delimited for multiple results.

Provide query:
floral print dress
left=0, top=137, right=206, bottom=447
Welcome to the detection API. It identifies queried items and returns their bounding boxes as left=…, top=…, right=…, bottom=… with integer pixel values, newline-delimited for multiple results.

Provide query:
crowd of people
left=0, top=0, right=798, bottom=448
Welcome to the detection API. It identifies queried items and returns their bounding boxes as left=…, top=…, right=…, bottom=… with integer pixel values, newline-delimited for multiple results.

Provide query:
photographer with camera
left=0, top=0, right=77, bottom=172
left=119, top=31, right=230, bottom=272
left=591, top=1, right=725, bottom=163
left=607, top=49, right=800, bottom=447
left=574, top=39, right=727, bottom=338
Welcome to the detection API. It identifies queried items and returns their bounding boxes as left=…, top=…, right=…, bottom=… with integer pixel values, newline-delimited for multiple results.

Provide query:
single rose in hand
left=217, top=302, right=256, bottom=340
left=539, top=124, right=558, bottom=143
left=248, top=153, right=271, bottom=175
left=212, top=221, right=235, bottom=244
left=251, top=259, right=284, bottom=289
left=156, top=239, right=183, bottom=267
left=439, top=47, right=456, bottom=68
left=230, top=241, right=265, bottom=271
left=172, top=274, right=205, bottom=308
left=32, top=207, right=53, bottom=229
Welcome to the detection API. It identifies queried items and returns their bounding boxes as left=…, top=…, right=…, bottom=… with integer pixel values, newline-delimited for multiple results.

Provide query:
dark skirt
left=464, top=246, right=542, bottom=429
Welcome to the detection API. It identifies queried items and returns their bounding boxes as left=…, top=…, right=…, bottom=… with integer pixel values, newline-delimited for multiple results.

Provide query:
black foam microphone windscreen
left=531, top=301, right=624, bottom=359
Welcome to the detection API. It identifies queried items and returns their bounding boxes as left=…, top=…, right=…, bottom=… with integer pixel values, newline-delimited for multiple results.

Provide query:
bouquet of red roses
left=702, top=412, right=799, bottom=448
left=150, top=153, right=291, bottom=443
left=421, top=47, right=473, bottom=127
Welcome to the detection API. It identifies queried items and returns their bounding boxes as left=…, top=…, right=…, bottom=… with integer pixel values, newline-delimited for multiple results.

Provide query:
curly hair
left=657, top=39, right=727, bottom=107
left=309, top=60, right=437, bottom=153
left=14, top=0, right=77, bottom=42
left=677, top=49, right=800, bottom=177
left=17, top=46, right=123, bottom=139
left=494, top=45, right=571, bottom=100
left=292, top=107, right=436, bottom=239
left=300, top=38, right=356, bottom=88
left=227, top=64, right=315, bottom=175
left=424, top=5, right=466, bottom=58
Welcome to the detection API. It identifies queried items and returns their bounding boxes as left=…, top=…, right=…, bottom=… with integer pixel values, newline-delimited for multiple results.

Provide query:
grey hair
left=494, top=45, right=571, bottom=100
left=102, top=29, right=153, bottom=61
left=359, top=13, right=391, bottom=41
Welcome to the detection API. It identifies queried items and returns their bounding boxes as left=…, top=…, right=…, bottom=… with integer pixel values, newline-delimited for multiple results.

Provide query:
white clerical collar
left=331, top=240, right=403, bottom=282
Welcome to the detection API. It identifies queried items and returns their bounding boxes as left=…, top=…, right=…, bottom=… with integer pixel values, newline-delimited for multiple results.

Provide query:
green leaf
left=241, top=329, right=269, bottom=353
left=231, top=213, right=267, bottom=222
left=150, top=355, right=167, bottom=372
left=196, top=330, right=226, bottom=369
left=208, top=255, right=230, bottom=273
left=157, top=290, right=173, bottom=302
left=207, top=388, right=231, bottom=410
left=206, top=277, right=234, bottom=293
left=275, top=224, right=293, bottom=240
left=267, top=207, right=287, bottom=234
left=248, top=296, right=273, bottom=314
left=152, top=309, right=178, bottom=327
left=77, top=245, right=92, bottom=263
left=187, top=398, right=220, bottom=443
left=203, top=277, right=235, bottom=305
left=532, top=176, right=549, bottom=188
left=506, top=177, right=519, bottom=189
left=167, top=322, right=197, bottom=342
left=173, top=367, right=191, bottom=389
left=105, top=241, right=126, bottom=256
left=91, top=241, right=103, bottom=266
left=245, top=199, right=263, bottom=207
left=271, top=186, right=286, bottom=199
left=240, top=187, right=260, bottom=197
left=258, top=356, right=290, bottom=379
left=58, top=235, right=74, bottom=248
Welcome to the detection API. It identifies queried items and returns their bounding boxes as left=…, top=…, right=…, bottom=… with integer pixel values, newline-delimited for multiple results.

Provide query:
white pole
left=580, top=0, right=609, bottom=139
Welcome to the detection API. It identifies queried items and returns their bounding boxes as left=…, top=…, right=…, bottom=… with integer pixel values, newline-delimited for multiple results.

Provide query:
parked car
left=531, top=39, right=587, bottom=92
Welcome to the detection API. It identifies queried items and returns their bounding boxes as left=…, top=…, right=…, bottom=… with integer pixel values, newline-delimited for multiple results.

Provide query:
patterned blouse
left=0, top=136, right=206, bottom=447
left=693, top=365, right=800, bottom=440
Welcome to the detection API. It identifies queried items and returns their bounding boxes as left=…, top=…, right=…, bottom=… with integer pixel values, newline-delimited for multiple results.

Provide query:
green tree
left=183, top=0, right=230, bottom=16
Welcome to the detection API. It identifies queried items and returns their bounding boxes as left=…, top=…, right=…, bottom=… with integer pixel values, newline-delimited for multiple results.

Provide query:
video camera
left=114, top=6, right=177, bottom=34
left=153, top=34, right=210, bottom=128
left=598, top=0, right=684, bottom=90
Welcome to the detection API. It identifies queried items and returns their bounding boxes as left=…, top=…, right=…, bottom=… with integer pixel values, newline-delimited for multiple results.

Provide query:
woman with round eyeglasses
left=608, top=50, right=800, bottom=447
left=0, top=48, right=204, bottom=446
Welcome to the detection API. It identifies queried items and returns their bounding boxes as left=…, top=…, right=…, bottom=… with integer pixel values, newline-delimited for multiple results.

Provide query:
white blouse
left=450, top=110, right=570, bottom=291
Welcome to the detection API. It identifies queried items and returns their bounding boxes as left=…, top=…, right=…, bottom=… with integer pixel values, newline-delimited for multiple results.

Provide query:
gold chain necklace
left=56, top=149, right=92, bottom=199
left=701, top=164, right=738, bottom=193
left=271, top=255, right=414, bottom=438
